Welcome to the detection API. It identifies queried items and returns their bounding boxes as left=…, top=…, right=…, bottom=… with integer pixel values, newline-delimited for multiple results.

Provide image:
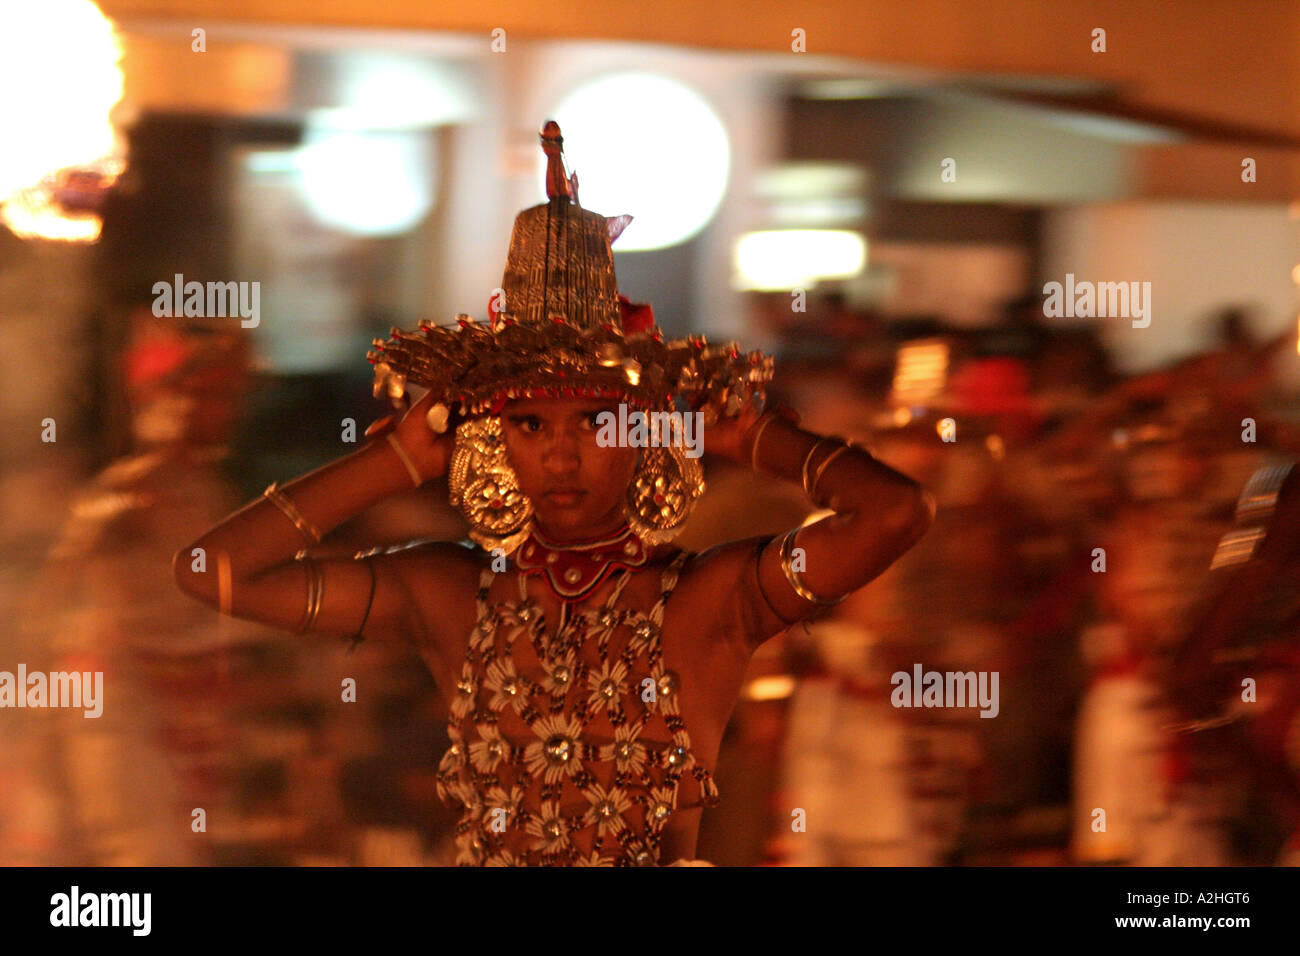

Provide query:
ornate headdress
left=368, top=120, right=773, bottom=553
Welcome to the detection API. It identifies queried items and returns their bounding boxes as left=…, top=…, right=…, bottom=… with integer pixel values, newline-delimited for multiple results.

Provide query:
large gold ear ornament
left=624, top=442, right=705, bottom=546
left=447, top=416, right=534, bottom=554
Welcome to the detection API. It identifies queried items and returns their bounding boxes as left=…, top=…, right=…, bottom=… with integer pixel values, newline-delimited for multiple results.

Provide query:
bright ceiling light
left=548, top=73, right=730, bottom=251
left=0, top=0, right=125, bottom=241
left=296, top=125, right=434, bottom=237
left=307, top=51, right=474, bottom=130
left=733, top=229, right=867, bottom=291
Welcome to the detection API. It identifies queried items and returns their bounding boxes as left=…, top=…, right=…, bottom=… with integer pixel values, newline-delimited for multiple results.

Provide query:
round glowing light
left=547, top=74, right=729, bottom=251
left=296, top=126, right=434, bottom=237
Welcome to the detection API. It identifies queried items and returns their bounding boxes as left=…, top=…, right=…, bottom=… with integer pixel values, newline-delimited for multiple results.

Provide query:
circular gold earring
left=448, top=416, right=534, bottom=554
left=624, top=442, right=704, bottom=545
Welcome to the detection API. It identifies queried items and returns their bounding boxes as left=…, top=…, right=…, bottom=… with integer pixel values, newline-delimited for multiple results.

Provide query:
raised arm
left=706, top=405, right=935, bottom=650
left=172, top=390, right=456, bottom=649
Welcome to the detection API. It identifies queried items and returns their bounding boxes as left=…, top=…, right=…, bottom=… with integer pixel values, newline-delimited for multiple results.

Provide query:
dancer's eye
left=580, top=412, right=603, bottom=430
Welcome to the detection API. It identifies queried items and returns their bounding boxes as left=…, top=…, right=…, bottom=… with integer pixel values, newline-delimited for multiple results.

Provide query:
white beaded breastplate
left=435, top=551, right=721, bottom=865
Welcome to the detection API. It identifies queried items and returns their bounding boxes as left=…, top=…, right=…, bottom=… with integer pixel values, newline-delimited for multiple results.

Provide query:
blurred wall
left=1042, top=202, right=1300, bottom=373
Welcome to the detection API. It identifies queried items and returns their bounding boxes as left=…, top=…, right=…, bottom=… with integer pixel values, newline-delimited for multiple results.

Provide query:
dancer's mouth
left=543, top=490, right=587, bottom=507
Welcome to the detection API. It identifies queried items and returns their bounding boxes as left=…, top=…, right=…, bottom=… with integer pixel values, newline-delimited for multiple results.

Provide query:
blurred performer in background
left=1070, top=411, right=1243, bottom=867
left=21, top=309, right=265, bottom=864
left=1168, top=461, right=1300, bottom=865
left=175, top=122, right=935, bottom=866
left=774, top=413, right=980, bottom=866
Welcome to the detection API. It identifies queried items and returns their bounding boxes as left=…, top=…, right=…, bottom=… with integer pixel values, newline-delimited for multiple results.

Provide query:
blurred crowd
left=732, top=292, right=1300, bottom=866
left=7, top=289, right=1300, bottom=866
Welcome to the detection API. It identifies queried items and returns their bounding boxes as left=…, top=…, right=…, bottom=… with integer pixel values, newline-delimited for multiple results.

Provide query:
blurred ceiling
left=99, top=0, right=1300, bottom=199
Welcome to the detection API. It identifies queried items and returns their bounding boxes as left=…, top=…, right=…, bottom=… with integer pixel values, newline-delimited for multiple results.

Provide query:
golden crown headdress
left=366, top=120, right=774, bottom=553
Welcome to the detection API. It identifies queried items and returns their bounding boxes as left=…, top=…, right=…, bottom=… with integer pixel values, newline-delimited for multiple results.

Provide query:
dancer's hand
left=368, top=390, right=458, bottom=483
left=703, top=399, right=767, bottom=466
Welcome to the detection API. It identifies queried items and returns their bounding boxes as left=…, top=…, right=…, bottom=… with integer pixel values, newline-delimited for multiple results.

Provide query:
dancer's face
left=501, top=398, right=638, bottom=541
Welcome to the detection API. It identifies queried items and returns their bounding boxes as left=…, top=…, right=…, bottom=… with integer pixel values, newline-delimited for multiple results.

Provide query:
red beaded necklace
left=515, top=522, right=651, bottom=602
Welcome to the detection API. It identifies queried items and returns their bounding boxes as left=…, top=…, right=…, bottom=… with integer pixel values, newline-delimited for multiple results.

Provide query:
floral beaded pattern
left=436, top=551, right=721, bottom=866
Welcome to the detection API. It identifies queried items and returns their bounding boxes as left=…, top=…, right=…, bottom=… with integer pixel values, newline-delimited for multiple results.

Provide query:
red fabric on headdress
left=618, top=294, right=655, bottom=335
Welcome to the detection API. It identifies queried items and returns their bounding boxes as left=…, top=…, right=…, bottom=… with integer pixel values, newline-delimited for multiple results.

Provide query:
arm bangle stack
left=751, top=535, right=799, bottom=627
left=295, top=557, right=325, bottom=634
left=264, top=482, right=323, bottom=545
left=386, top=432, right=424, bottom=488
left=778, top=528, right=845, bottom=607
left=800, top=438, right=838, bottom=499
left=810, top=443, right=853, bottom=506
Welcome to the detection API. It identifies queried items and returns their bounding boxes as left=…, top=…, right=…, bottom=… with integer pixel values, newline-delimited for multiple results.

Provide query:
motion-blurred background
left=4, top=0, right=1300, bottom=865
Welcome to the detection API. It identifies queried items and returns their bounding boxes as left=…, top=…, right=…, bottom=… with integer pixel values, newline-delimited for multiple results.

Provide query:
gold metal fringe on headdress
left=365, top=120, right=775, bottom=551
left=367, top=120, right=773, bottom=421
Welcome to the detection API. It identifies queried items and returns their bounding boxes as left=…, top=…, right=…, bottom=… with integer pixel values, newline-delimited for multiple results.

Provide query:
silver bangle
left=778, top=528, right=845, bottom=607
left=748, top=412, right=779, bottom=474
left=294, top=557, right=324, bottom=634
left=386, top=432, right=424, bottom=488
left=810, top=443, right=853, bottom=506
left=264, top=482, right=323, bottom=545
left=800, top=438, right=837, bottom=499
